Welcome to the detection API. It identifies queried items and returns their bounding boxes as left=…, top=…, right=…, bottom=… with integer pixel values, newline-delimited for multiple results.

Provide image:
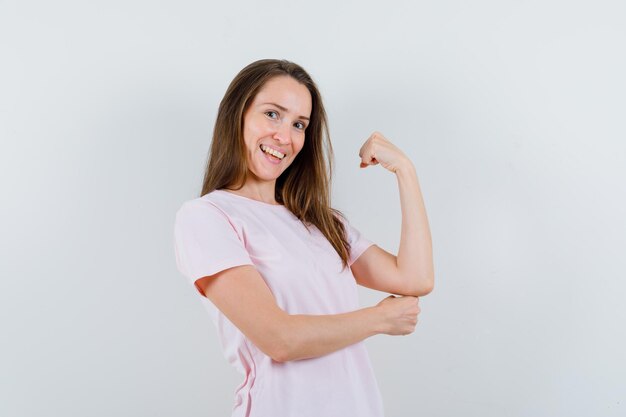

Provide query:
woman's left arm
left=394, top=158, right=434, bottom=294
left=350, top=132, right=434, bottom=296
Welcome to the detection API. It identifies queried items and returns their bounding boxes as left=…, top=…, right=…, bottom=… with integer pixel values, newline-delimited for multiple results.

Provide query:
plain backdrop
left=1, top=1, right=625, bottom=416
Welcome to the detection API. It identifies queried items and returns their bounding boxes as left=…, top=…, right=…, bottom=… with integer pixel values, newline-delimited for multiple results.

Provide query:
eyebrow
left=260, top=102, right=310, bottom=121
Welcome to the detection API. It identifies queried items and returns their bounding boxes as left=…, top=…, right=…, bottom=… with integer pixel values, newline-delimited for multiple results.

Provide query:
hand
left=375, top=295, right=421, bottom=336
left=358, top=131, right=410, bottom=173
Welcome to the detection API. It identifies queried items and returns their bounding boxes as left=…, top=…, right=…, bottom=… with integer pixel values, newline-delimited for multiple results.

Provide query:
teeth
left=260, top=145, right=285, bottom=159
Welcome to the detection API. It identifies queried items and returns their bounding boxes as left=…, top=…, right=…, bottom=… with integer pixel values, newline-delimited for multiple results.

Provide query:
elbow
left=421, top=281, right=434, bottom=296
left=410, top=275, right=434, bottom=297
left=268, top=314, right=309, bottom=363
left=268, top=333, right=291, bottom=362
left=270, top=347, right=290, bottom=363
left=421, top=268, right=435, bottom=295
left=263, top=341, right=291, bottom=363
left=421, top=275, right=435, bottom=295
left=265, top=316, right=295, bottom=363
left=270, top=339, right=298, bottom=363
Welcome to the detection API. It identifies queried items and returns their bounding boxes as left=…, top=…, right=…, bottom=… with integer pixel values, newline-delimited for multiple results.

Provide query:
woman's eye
left=265, top=111, right=278, bottom=119
left=295, top=122, right=305, bottom=130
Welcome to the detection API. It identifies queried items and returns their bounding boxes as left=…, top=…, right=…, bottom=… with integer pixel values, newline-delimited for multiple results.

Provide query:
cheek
left=297, top=134, right=307, bottom=151
left=243, top=116, right=266, bottom=139
left=244, top=126, right=263, bottom=150
left=293, top=138, right=306, bottom=156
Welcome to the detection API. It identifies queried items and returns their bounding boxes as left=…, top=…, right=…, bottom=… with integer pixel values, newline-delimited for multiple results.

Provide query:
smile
left=260, top=144, right=286, bottom=160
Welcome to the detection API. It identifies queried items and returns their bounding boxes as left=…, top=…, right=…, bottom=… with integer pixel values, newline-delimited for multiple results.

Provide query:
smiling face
left=241, top=75, right=312, bottom=188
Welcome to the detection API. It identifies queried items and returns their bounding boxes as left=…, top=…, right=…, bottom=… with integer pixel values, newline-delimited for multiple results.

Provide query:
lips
left=259, top=143, right=287, bottom=161
left=260, top=146, right=283, bottom=165
left=259, top=143, right=287, bottom=156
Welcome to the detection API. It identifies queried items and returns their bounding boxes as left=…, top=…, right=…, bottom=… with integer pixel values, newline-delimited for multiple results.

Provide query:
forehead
left=253, top=76, right=312, bottom=117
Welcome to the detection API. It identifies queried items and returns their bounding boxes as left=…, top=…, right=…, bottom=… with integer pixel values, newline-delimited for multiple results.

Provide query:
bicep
left=351, top=244, right=413, bottom=296
left=196, top=265, right=290, bottom=362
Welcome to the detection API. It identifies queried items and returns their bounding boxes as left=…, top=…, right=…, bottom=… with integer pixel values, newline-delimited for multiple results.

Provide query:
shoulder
left=176, top=190, right=235, bottom=219
left=174, top=193, right=247, bottom=245
left=175, top=195, right=233, bottom=232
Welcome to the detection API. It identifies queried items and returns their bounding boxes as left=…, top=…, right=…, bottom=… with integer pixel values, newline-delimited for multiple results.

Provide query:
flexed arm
left=352, top=132, right=434, bottom=296
left=394, top=159, right=434, bottom=294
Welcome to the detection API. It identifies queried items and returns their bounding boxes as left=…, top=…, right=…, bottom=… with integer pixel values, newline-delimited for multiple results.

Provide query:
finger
left=360, top=154, right=376, bottom=168
left=361, top=153, right=377, bottom=165
left=358, top=140, right=370, bottom=158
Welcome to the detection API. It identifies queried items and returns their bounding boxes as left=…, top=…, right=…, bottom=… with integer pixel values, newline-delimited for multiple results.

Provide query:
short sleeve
left=342, top=217, right=375, bottom=267
left=174, top=200, right=254, bottom=297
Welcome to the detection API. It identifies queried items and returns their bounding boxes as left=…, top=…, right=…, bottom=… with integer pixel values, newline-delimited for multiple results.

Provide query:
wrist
left=367, top=305, right=388, bottom=336
left=395, top=157, right=416, bottom=176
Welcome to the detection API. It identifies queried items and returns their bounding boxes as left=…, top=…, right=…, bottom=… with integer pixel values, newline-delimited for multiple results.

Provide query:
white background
left=1, top=0, right=625, bottom=416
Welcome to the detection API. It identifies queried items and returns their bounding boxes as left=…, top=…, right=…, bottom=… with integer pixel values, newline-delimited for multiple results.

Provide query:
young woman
left=174, top=59, right=434, bottom=417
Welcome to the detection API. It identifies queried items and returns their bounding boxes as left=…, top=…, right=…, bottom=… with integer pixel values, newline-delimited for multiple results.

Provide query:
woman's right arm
left=196, top=264, right=420, bottom=362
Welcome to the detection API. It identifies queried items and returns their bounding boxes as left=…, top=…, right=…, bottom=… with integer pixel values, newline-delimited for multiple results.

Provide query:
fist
left=358, top=131, right=410, bottom=173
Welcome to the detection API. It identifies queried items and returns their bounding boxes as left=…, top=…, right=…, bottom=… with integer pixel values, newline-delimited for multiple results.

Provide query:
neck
left=225, top=181, right=278, bottom=205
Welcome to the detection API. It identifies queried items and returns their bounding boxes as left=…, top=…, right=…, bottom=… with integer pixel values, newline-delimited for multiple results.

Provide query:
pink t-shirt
left=173, top=189, right=384, bottom=417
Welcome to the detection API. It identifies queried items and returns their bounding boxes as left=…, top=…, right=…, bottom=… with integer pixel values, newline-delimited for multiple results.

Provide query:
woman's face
left=242, top=75, right=312, bottom=184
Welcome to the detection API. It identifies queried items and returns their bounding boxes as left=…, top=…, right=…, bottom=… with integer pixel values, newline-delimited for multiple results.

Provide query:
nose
left=272, top=120, right=292, bottom=144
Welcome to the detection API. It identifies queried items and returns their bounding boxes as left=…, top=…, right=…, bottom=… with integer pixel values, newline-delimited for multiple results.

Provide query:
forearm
left=280, top=306, right=383, bottom=362
left=395, top=160, right=434, bottom=293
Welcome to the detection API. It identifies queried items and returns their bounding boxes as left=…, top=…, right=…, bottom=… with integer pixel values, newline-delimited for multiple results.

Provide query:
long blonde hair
left=200, top=59, right=353, bottom=271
